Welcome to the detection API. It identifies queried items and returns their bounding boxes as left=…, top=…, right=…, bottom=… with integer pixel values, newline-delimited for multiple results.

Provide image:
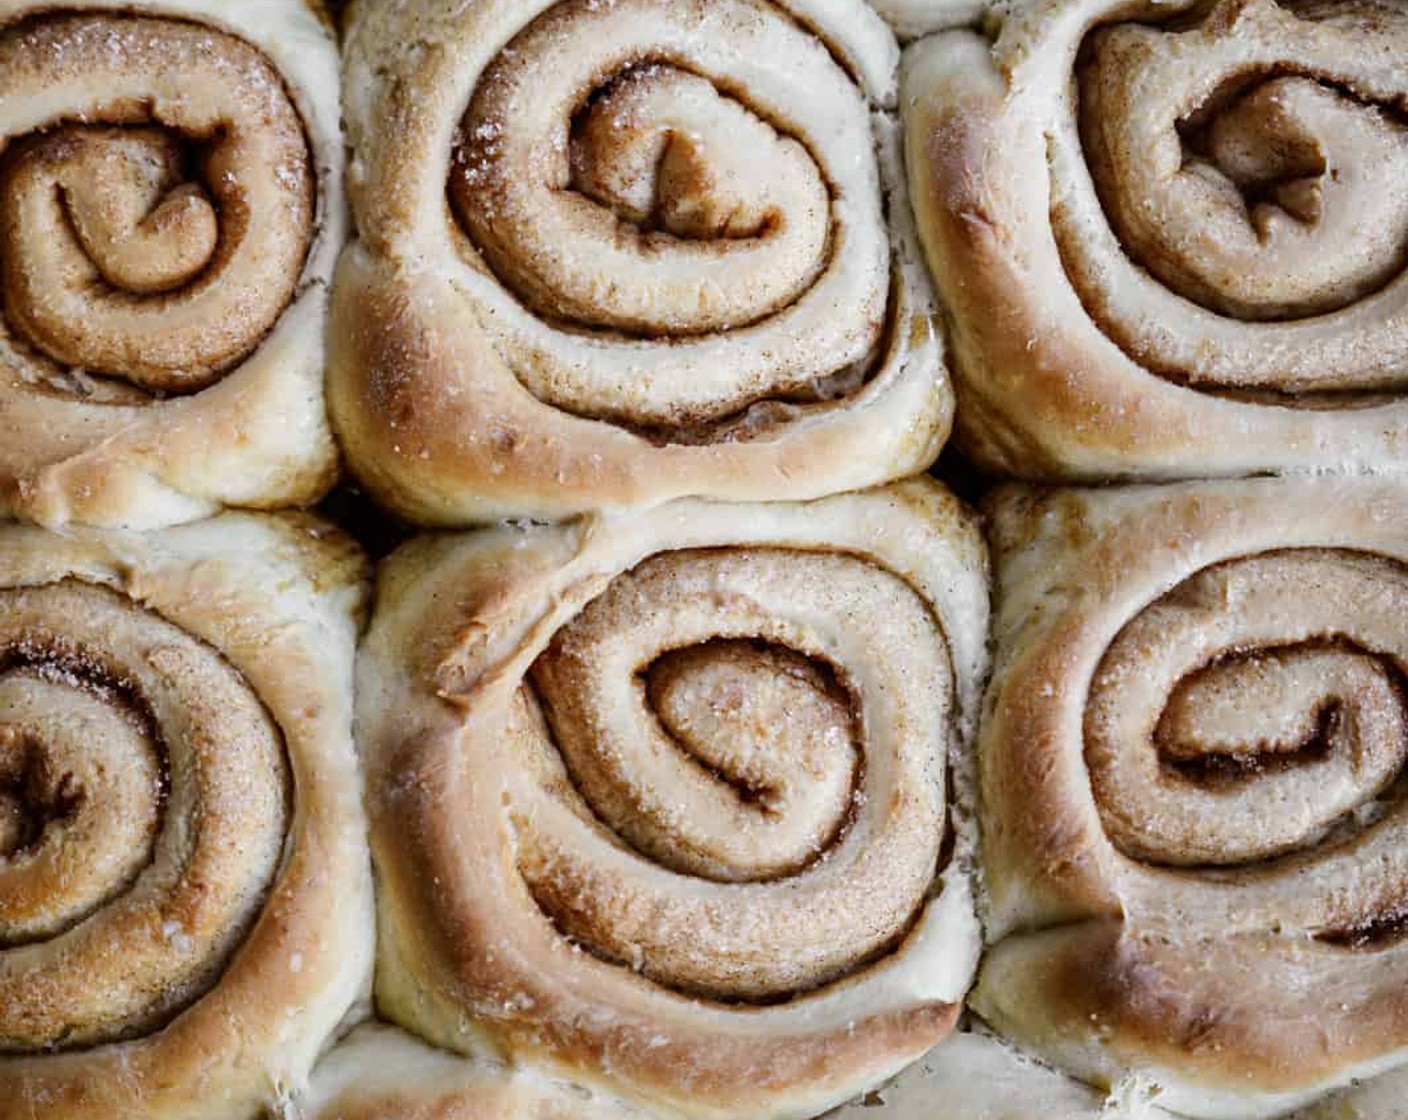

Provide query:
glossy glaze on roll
left=356, top=480, right=987, bottom=1118
left=0, top=0, right=344, bottom=528
left=331, top=0, right=953, bottom=525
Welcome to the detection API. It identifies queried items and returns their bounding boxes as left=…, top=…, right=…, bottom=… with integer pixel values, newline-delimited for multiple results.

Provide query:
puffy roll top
left=330, top=0, right=951, bottom=523
left=0, top=580, right=287, bottom=1049
left=0, top=14, right=313, bottom=398
left=0, top=512, right=373, bottom=1120
left=357, top=481, right=989, bottom=1119
left=901, top=0, right=1408, bottom=480
left=0, top=0, right=344, bottom=530
left=974, top=478, right=1408, bottom=1119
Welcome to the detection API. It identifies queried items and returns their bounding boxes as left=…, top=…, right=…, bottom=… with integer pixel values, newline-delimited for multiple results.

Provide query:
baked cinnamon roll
left=331, top=0, right=952, bottom=525
left=0, top=0, right=343, bottom=528
left=903, top=0, right=1408, bottom=480
left=357, top=480, right=987, bottom=1117
left=977, top=478, right=1408, bottom=1117
left=0, top=513, right=372, bottom=1120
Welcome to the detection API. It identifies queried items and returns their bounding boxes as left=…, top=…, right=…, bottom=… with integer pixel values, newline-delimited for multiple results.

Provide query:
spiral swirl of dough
left=1070, top=0, right=1408, bottom=387
left=975, top=478, right=1408, bottom=1119
left=446, top=0, right=884, bottom=427
left=0, top=0, right=343, bottom=529
left=0, top=581, right=286, bottom=1049
left=0, top=14, right=311, bottom=394
left=359, top=482, right=987, bottom=1119
left=0, top=513, right=372, bottom=1120
left=331, top=0, right=949, bottom=524
left=1087, top=552, right=1408, bottom=872
left=903, top=0, right=1408, bottom=479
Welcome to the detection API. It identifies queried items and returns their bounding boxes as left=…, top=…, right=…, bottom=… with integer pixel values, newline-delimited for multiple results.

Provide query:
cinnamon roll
left=903, top=0, right=1408, bottom=480
left=0, top=0, right=343, bottom=529
left=358, top=480, right=987, bottom=1118
left=976, top=478, right=1408, bottom=1117
left=305, top=1026, right=647, bottom=1120
left=0, top=512, right=373, bottom=1120
left=331, top=0, right=951, bottom=526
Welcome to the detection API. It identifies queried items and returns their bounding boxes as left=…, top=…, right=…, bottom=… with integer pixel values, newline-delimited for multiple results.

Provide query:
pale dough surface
left=902, top=0, right=1408, bottom=480
left=331, top=0, right=953, bottom=525
left=0, top=511, right=373, bottom=1120
left=356, top=480, right=988, bottom=1118
left=0, top=0, right=344, bottom=529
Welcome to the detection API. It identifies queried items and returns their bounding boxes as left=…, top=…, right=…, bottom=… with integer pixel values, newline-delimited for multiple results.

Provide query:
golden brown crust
left=902, top=0, right=1408, bottom=480
left=357, top=480, right=987, bottom=1118
left=984, top=922, right=1408, bottom=1105
left=975, top=477, right=1408, bottom=1118
left=0, top=0, right=345, bottom=529
left=0, top=512, right=373, bottom=1120
left=330, top=0, right=951, bottom=526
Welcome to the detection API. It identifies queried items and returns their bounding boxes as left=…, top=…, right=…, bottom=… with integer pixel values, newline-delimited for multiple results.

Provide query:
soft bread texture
left=902, top=0, right=1408, bottom=480
left=305, top=1026, right=648, bottom=1120
left=825, top=1029, right=1398, bottom=1120
left=331, top=0, right=953, bottom=526
left=299, top=1022, right=1407, bottom=1120
left=356, top=479, right=987, bottom=1119
left=0, top=0, right=344, bottom=529
left=975, top=478, right=1408, bottom=1118
left=0, top=512, right=373, bottom=1120
left=830, top=1029, right=1172, bottom=1120
left=865, top=0, right=985, bottom=41
left=1295, top=1065, right=1408, bottom=1120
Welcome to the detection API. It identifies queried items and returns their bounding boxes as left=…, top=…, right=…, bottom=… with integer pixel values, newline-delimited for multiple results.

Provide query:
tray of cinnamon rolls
left=0, top=0, right=1403, bottom=1117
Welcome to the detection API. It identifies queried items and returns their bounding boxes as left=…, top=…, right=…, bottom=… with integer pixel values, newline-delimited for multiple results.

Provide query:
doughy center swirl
left=1079, top=0, right=1408, bottom=324
left=0, top=15, right=314, bottom=395
left=1086, top=551, right=1408, bottom=868
left=441, top=0, right=900, bottom=432
left=514, top=548, right=951, bottom=1002
left=452, top=0, right=836, bottom=338
left=0, top=581, right=287, bottom=1051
